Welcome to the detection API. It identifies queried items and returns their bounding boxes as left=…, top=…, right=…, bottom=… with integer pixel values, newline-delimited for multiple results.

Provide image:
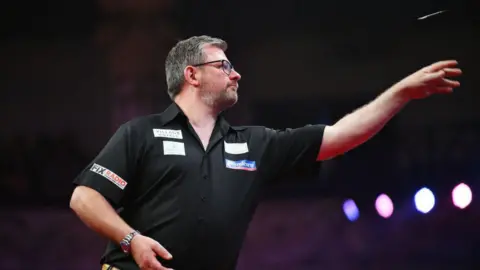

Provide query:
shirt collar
left=160, top=102, right=233, bottom=135
left=160, top=102, right=186, bottom=125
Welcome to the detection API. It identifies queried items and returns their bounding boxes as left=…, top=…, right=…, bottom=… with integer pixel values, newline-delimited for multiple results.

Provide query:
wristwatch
left=120, top=230, right=140, bottom=254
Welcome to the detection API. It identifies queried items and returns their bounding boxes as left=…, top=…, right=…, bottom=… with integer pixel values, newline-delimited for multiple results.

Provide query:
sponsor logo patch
left=90, top=163, right=128, bottom=190
left=163, top=141, right=186, bottom=156
left=224, top=141, right=249, bottom=154
left=225, top=159, right=257, bottom=171
left=153, top=129, right=183, bottom=139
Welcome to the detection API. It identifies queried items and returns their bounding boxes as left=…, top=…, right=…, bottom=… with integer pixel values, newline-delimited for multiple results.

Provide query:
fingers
left=443, top=68, right=462, bottom=77
left=441, top=78, right=461, bottom=88
left=424, top=68, right=461, bottom=88
left=421, top=66, right=460, bottom=96
left=152, top=242, right=173, bottom=260
left=140, top=254, right=173, bottom=270
left=425, top=70, right=446, bottom=81
left=426, top=60, right=459, bottom=72
left=139, top=253, right=162, bottom=270
left=435, top=86, right=454, bottom=94
left=427, top=73, right=461, bottom=87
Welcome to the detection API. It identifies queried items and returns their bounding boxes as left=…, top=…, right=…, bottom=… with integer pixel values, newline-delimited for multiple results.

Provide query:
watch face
left=120, top=241, right=130, bottom=253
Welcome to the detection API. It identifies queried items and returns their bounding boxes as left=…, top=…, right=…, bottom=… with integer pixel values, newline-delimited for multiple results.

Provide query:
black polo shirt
left=73, top=103, right=325, bottom=270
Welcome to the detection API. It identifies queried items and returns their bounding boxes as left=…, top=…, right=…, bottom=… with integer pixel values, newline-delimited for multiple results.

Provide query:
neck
left=174, top=92, right=218, bottom=129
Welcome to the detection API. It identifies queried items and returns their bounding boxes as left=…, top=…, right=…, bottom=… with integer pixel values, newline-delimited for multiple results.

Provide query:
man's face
left=196, top=45, right=241, bottom=110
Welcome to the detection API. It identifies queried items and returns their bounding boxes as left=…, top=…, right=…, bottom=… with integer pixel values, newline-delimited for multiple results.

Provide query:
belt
left=102, top=264, right=121, bottom=270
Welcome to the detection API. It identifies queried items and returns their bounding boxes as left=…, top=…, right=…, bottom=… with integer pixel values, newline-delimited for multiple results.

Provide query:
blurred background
left=1, top=0, right=479, bottom=269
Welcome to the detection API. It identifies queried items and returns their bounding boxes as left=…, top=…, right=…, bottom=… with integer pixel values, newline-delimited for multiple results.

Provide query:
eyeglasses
left=192, top=60, right=234, bottom=75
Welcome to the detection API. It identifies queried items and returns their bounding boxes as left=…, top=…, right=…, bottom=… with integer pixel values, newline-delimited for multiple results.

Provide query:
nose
left=229, top=69, right=241, bottom=81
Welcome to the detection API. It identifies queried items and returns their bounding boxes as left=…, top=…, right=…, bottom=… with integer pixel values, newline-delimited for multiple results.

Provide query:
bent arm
left=70, top=185, right=134, bottom=244
left=318, top=85, right=408, bottom=161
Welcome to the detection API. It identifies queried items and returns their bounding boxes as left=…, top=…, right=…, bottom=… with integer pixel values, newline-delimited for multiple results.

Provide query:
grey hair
left=165, top=35, right=228, bottom=99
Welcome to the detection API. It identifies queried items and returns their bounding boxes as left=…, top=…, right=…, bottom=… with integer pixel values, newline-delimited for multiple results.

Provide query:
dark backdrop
left=1, top=0, right=479, bottom=269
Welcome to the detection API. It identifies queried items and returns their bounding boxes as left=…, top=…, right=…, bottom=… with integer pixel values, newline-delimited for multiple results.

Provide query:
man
left=70, top=35, right=461, bottom=270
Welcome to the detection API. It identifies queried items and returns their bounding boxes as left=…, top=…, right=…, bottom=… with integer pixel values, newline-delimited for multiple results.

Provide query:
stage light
left=375, top=193, right=394, bottom=219
left=343, top=199, right=359, bottom=222
left=452, top=183, right=472, bottom=209
left=414, top=187, right=435, bottom=214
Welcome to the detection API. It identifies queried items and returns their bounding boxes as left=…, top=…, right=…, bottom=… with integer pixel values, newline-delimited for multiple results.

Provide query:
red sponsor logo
left=105, top=171, right=127, bottom=188
left=90, top=163, right=128, bottom=190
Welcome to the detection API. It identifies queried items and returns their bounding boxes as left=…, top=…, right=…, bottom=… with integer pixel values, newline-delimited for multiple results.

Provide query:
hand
left=130, top=235, right=173, bottom=270
left=394, top=60, right=462, bottom=100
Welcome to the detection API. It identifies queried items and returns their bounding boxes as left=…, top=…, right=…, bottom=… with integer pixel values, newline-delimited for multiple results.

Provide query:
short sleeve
left=73, top=123, right=139, bottom=206
left=261, top=124, right=326, bottom=182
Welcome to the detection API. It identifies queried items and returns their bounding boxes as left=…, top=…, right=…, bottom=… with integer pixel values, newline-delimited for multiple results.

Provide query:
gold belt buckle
left=102, top=264, right=120, bottom=270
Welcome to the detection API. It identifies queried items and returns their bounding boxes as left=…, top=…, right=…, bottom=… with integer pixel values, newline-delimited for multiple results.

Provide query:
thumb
left=152, top=242, right=173, bottom=260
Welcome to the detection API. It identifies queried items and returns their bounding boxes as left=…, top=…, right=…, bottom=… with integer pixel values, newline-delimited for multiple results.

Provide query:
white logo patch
left=163, top=141, right=186, bottom=156
left=153, top=129, right=183, bottom=139
left=90, top=163, right=128, bottom=190
left=224, top=141, right=249, bottom=154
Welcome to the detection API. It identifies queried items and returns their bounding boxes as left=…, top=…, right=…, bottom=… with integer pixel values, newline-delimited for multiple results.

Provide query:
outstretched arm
left=317, top=60, right=462, bottom=161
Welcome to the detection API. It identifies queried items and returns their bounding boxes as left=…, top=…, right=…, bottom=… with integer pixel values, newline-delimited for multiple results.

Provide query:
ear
left=184, top=66, right=200, bottom=87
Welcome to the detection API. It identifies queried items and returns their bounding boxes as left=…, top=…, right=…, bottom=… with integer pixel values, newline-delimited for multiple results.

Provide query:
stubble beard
left=200, top=87, right=238, bottom=112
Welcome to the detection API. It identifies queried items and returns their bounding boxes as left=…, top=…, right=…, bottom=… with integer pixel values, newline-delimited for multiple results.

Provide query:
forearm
left=332, top=85, right=409, bottom=153
left=70, top=186, right=133, bottom=244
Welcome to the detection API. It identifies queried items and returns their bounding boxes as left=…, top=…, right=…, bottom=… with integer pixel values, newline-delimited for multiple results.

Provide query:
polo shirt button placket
left=201, top=173, right=209, bottom=203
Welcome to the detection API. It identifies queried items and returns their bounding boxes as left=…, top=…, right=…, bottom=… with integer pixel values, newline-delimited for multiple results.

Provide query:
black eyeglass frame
left=192, top=60, right=234, bottom=75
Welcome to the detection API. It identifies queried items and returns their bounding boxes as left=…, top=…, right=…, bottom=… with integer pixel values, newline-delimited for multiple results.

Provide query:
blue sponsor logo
left=225, top=159, right=257, bottom=171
